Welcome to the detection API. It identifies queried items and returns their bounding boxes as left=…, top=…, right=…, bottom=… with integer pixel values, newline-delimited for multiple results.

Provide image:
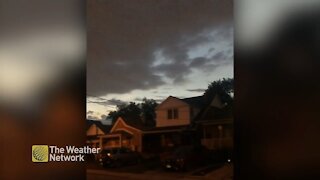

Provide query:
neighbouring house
left=155, top=96, right=205, bottom=127
left=97, top=96, right=204, bottom=152
left=98, top=115, right=196, bottom=153
left=195, top=96, right=233, bottom=150
left=86, top=120, right=112, bottom=148
left=143, top=96, right=206, bottom=151
left=98, top=116, right=143, bottom=151
left=97, top=94, right=233, bottom=153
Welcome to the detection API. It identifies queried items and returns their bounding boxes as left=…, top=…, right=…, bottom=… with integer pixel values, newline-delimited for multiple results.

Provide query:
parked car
left=97, top=147, right=141, bottom=167
left=211, top=148, right=233, bottom=163
left=160, top=145, right=212, bottom=171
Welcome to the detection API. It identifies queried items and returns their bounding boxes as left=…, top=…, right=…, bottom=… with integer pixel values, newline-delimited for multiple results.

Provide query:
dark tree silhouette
left=108, top=98, right=158, bottom=125
left=140, top=98, right=158, bottom=126
left=203, top=78, right=234, bottom=105
left=108, top=102, right=141, bottom=124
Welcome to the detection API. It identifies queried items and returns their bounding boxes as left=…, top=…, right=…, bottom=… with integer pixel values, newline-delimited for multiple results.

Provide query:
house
left=98, top=96, right=205, bottom=152
left=98, top=115, right=195, bottom=152
left=98, top=116, right=143, bottom=151
left=195, top=96, right=233, bottom=150
left=86, top=120, right=112, bottom=148
left=155, top=96, right=205, bottom=127
left=97, top=94, right=233, bottom=152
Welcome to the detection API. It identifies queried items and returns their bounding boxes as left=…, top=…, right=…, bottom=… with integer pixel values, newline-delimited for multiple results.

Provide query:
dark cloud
left=189, top=57, right=208, bottom=68
left=107, top=98, right=126, bottom=106
left=87, top=111, right=108, bottom=120
left=87, top=0, right=233, bottom=96
left=208, top=48, right=215, bottom=53
left=87, top=97, right=126, bottom=106
left=188, top=49, right=232, bottom=73
left=87, top=110, right=94, bottom=115
left=87, top=115, right=99, bottom=120
left=187, top=88, right=206, bottom=93
left=100, top=114, right=107, bottom=120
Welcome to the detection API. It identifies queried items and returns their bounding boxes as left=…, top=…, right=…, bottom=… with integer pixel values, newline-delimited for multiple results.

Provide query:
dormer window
left=168, top=108, right=178, bottom=119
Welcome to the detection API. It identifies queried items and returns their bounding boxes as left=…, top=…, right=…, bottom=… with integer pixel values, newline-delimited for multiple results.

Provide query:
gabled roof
left=195, top=104, right=233, bottom=123
left=180, top=96, right=206, bottom=109
left=110, top=116, right=145, bottom=133
left=112, top=116, right=195, bottom=133
left=156, top=95, right=207, bottom=110
left=155, top=96, right=188, bottom=110
left=86, top=119, right=112, bottom=134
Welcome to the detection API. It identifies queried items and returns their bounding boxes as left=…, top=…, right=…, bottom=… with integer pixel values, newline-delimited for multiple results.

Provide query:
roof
left=119, top=115, right=146, bottom=130
left=195, top=105, right=233, bottom=123
left=116, top=116, right=195, bottom=132
left=180, top=96, right=206, bottom=109
left=86, top=119, right=112, bottom=134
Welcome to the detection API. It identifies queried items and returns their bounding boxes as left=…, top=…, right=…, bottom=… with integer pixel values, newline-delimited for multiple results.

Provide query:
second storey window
left=168, top=108, right=178, bottom=119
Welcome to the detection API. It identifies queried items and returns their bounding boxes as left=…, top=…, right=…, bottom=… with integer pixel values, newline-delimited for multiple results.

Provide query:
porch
left=99, top=130, right=136, bottom=151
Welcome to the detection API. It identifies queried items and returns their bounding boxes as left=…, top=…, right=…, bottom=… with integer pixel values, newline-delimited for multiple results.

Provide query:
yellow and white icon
left=32, top=145, right=49, bottom=162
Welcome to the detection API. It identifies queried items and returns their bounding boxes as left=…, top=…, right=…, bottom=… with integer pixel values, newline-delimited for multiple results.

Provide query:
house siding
left=110, top=118, right=143, bottom=152
left=87, top=124, right=105, bottom=136
left=156, top=97, right=191, bottom=127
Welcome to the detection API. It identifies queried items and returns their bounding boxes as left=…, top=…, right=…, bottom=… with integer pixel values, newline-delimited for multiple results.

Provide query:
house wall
left=156, top=97, right=191, bottom=127
left=201, top=123, right=233, bottom=150
left=87, top=124, right=105, bottom=136
left=111, top=119, right=143, bottom=152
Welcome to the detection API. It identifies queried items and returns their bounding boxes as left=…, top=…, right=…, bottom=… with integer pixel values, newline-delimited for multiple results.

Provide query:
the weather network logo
left=32, top=145, right=49, bottom=162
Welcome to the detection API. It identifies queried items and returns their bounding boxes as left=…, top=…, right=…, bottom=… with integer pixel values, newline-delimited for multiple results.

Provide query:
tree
left=107, top=98, right=158, bottom=126
left=203, top=78, right=234, bottom=105
left=140, top=98, right=158, bottom=126
left=108, top=102, right=141, bottom=124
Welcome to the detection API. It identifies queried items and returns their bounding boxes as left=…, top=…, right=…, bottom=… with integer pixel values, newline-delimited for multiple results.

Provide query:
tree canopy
left=108, top=98, right=158, bottom=125
left=203, top=78, right=234, bottom=105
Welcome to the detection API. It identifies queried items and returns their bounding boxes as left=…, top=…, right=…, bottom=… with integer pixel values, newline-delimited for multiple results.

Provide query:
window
left=167, top=108, right=178, bottom=119
left=173, top=109, right=178, bottom=119
left=167, top=109, right=173, bottom=119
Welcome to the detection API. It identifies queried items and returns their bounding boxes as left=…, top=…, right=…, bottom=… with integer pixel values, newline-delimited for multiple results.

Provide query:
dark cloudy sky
left=87, top=0, right=233, bottom=121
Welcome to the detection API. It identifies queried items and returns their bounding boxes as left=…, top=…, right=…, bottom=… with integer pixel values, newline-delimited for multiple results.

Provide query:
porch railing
left=201, top=137, right=233, bottom=150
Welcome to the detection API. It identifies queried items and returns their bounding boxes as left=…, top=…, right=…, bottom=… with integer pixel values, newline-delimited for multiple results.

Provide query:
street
left=86, top=161, right=233, bottom=180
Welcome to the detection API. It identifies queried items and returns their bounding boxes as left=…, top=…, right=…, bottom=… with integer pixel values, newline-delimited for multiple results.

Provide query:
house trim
left=142, top=128, right=195, bottom=134
left=155, top=96, right=189, bottom=110
left=113, top=128, right=134, bottom=135
left=110, top=117, right=142, bottom=133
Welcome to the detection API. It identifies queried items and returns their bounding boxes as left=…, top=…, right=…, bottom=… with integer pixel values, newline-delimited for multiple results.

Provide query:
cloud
left=100, top=114, right=107, bottom=120
left=87, top=110, right=108, bottom=120
left=87, top=115, right=99, bottom=120
left=187, top=88, right=206, bottom=93
left=87, top=97, right=126, bottom=106
left=87, top=0, right=233, bottom=96
left=87, top=110, right=94, bottom=115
